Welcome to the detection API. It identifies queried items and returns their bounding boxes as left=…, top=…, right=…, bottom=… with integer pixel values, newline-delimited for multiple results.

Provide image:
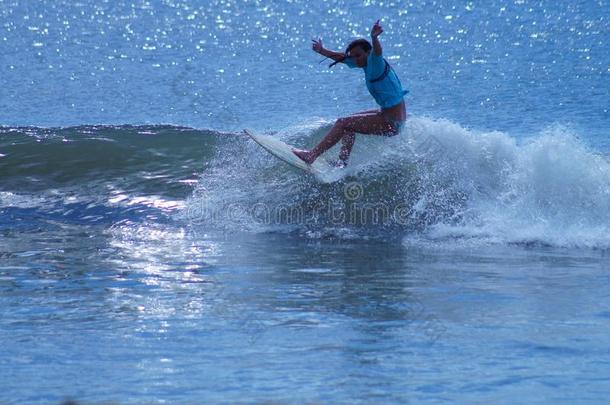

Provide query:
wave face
left=0, top=125, right=224, bottom=225
left=185, top=118, right=610, bottom=249
left=2, top=120, right=608, bottom=248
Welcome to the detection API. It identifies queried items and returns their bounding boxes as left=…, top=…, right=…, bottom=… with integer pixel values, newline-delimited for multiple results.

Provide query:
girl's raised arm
left=312, top=38, right=345, bottom=62
left=370, top=20, right=383, bottom=56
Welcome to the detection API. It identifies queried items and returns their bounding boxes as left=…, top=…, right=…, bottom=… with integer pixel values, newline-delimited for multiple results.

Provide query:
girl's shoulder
left=365, top=53, right=386, bottom=78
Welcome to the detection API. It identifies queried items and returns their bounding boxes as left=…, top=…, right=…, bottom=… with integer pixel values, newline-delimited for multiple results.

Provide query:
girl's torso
left=381, top=99, right=406, bottom=123
left=345, top=52, right=408, bottom=120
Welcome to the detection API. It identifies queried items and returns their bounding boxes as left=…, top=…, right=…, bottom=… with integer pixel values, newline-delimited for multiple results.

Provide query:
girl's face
left=348, top=46, right=368, bottom=68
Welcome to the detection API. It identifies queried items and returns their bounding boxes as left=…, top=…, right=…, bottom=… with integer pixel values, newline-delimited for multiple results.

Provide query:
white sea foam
left=187, top=117, right=610, bottom=248
left=395, top=118, right=610, bottom=248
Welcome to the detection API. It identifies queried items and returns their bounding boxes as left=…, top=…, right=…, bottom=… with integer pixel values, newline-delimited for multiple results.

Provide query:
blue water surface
left=1, top=0, right=609, bottom=403
left=1, top=1, right=607, bottom=138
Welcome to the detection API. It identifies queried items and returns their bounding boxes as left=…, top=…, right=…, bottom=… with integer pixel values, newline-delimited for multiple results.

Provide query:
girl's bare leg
left=337, top=110, right=380, bottom=162
left=339, top=132, right=355, bottom=163
left=293, top=111, right=395, bottom=164
left=339, top=110, right=379, bottom=162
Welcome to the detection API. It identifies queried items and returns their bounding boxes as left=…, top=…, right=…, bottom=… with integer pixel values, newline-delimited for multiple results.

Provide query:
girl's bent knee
left=335, top=117, right=349, bottom=127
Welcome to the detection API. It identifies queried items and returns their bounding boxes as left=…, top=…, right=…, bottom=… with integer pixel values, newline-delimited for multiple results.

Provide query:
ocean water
left=1, top=0, right=609, bottom=403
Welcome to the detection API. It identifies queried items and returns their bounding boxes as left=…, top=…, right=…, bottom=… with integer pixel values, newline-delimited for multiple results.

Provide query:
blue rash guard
left=344, top=52, right=408, bottom=109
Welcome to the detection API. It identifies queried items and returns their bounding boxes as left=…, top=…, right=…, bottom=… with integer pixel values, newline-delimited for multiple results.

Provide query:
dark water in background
left=1, top=0, right=609, bottom=403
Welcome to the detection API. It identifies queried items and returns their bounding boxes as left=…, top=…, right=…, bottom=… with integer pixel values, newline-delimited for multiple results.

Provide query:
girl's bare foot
left=292, top=149, right=316, bottom=164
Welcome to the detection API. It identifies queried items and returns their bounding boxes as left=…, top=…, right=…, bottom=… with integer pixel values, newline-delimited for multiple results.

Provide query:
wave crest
left=187, top=118, right=610, bottom=248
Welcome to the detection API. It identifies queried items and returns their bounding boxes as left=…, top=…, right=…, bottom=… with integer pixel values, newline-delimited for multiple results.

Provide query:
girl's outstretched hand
left=312, top=38, right=324, bottom=53
left=371, top=20, right=383, bottom=38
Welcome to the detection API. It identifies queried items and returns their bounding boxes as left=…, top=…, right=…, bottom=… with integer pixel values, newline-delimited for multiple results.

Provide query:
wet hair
left=329, top=38, right=372, bottom=68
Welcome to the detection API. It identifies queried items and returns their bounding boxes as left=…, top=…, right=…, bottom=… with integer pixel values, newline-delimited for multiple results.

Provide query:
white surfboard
left=244, top=129, right=343, bottom=183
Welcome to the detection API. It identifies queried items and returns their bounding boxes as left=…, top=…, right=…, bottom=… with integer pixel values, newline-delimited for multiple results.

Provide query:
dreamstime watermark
left=188, top=178, right=448, bottom=346
left=186, top=184, right=416, bottom=227
left=344, top=181, right=364, bottom=200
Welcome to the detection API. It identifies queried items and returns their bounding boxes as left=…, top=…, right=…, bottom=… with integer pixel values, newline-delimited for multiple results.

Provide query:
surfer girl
left=293, top=20, right=408, bottom=167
